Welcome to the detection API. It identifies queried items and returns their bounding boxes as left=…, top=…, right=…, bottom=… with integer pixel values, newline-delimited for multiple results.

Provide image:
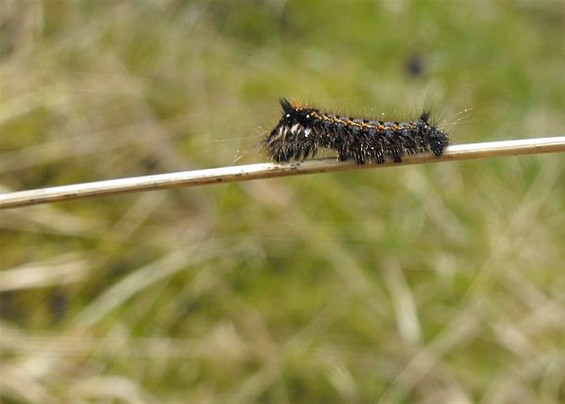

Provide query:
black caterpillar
left=264, top=98, right=449, bottom=164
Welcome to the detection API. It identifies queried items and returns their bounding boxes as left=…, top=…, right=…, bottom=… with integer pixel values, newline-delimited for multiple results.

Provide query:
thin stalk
left=1, top=137, right=564, bottom=210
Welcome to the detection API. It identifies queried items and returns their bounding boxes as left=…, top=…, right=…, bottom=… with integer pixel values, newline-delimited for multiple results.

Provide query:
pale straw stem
left=1, top=137, right=563, bottom=210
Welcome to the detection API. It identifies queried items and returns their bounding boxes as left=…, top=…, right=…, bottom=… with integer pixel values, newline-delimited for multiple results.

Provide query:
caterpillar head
left=279, top=98, right=316, bottom=126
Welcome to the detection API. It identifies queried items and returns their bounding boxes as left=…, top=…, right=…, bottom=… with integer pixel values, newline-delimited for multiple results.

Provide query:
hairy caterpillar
left=264, top=98, right=449, bottom=164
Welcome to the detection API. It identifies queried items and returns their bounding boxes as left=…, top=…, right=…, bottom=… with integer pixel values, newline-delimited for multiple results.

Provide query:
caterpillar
left=264, top=98, right=449, bottom=164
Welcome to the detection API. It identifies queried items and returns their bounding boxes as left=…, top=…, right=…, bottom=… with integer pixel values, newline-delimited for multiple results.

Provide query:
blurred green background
left=1, top=1, right=564, bottom=403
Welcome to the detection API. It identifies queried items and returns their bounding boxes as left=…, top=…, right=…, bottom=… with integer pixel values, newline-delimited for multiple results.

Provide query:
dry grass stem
left=1, top=136, right=564, bottom=210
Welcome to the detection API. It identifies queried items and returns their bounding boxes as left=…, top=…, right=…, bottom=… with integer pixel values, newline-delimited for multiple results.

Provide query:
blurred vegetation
left=0, top=0, right=564, bottom=403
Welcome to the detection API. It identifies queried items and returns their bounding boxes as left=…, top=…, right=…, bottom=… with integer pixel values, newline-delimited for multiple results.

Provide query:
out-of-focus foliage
left=0, top=1, right=563, bottom=403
